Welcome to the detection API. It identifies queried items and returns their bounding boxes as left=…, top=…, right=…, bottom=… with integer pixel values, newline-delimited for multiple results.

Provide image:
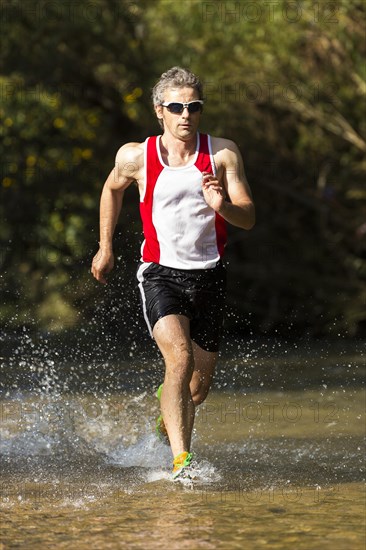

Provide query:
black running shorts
left=137, top=261, right=227, bottom=352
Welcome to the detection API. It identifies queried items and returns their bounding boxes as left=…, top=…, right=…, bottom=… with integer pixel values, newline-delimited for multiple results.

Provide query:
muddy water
left=0, top=386, right=365, bottom=549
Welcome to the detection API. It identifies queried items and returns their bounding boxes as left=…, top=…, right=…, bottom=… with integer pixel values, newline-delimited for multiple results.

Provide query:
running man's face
left=155, top=87, right=201, bottom=140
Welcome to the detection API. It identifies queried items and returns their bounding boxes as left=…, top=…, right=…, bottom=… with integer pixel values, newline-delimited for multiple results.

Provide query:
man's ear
left=155, top=104, right=163, bottom=119
left=154, top=105, right=164, bottom=128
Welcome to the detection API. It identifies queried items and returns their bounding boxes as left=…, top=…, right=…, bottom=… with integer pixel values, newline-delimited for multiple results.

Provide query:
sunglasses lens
left=188, top=102, right=202, bottom=113
left=168, top=103, right=183, bottom=113
left=165, top=102, right=202, bottom=113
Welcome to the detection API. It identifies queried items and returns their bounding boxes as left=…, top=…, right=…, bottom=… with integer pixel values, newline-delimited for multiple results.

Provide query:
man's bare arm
left=98, top=168, right=124, bottom=253
left=91, top=143, right=142, bottom=284
left=203, top=138, right=255, bottom=230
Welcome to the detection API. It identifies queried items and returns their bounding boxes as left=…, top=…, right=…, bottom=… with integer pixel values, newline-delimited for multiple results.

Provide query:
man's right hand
left=91, top=247, right=114, bottom=284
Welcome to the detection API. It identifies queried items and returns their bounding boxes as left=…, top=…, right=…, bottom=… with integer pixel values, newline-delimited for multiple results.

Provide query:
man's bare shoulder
left=115, top=141, right=144, bottom=168
left=112, top=142, right=145, bottom=187
left=210, top=136, right=242, bottom=168
left=211, top=136, right=240, bottom=156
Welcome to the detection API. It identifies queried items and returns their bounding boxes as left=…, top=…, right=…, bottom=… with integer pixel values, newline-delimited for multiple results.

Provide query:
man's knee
left=191, top=381, right=210, bottom=406
left=163, top=344, right=194, bottom=383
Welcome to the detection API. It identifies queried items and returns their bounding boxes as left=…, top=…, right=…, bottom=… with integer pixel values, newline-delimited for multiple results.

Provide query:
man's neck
left=160, top=132, right=198, bottom=162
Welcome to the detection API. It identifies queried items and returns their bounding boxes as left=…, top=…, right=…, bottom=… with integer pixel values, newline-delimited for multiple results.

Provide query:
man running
left=91, top=67, right=255, bottom=480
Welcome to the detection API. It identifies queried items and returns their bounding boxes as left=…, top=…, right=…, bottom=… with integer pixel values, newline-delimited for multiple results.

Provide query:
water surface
left=1, top=385, right=364, bottom=549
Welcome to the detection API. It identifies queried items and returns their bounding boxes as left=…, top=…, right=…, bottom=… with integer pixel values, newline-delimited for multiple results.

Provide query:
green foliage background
left=1, top=0, right=365, bottom=338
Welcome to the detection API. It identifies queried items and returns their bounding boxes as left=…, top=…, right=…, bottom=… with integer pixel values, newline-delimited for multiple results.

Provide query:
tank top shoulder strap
left=146, top=135, right=163, bottom=175
left=143, top=136, right=164, bottom=202
left=195, top=133, right=216, bottom=175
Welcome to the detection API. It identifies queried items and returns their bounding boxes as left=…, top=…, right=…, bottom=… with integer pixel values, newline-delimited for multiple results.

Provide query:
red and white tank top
left=139, top=133, right=227, bottom=269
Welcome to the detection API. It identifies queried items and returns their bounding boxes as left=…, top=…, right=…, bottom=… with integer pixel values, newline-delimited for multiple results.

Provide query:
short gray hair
left=152, top=66, right=203, bottom=105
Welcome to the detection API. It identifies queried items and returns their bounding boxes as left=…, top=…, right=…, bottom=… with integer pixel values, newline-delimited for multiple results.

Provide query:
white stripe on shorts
left=136, top=262, right=154, bottom=338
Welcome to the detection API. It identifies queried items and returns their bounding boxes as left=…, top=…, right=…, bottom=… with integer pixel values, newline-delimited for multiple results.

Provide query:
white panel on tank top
left=151, top=165, right=220, bottom=269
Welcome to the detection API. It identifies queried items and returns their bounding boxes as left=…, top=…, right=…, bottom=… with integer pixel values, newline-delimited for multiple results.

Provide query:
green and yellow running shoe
left=155, top=383, right=169, bottom=445
left=172, top=451, right=195, bottom=481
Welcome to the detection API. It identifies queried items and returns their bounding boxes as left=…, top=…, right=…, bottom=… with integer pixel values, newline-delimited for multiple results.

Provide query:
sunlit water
left=0, top=336, right=365, bottom=549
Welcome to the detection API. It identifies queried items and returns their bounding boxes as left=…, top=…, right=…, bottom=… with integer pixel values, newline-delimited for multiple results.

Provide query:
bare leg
left=190, top=341, right=218, bottom=406
left=180, top=342, right=218, bottom=445
left=153, top=315, right=219, bottom=457
left=153, top=314, right=195, bottom=457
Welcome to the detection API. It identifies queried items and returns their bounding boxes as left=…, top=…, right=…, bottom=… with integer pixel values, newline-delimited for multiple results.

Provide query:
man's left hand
left=202, top=172, right=226, bottom=213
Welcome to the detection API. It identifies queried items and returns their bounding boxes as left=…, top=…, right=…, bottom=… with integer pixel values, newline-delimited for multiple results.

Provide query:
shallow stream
left=0, top=335, right=365, bottom=548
